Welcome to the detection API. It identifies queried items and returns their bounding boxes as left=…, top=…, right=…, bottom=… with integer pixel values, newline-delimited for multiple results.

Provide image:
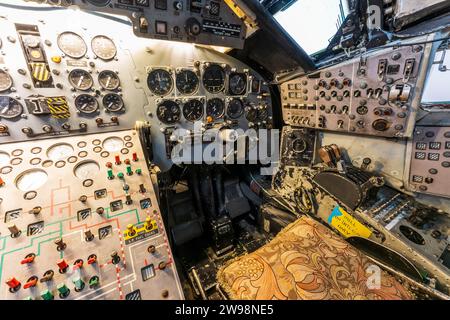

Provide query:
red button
left=132, top=153, right=138, bottom=162
left=6, top=277, right=21, bottom=289
left=115, top=155, right=121, bottom=165
left=57, top=259, right=69, bottom=271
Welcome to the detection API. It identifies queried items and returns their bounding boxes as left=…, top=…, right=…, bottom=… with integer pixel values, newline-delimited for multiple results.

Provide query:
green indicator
left=40, top=289, right=54, bottom=300
left=107, top=169, right=114, bottom=179
left=126, top=165, right=133, bottom=175
left=117, top=172, right=124, bottom=179
left=135, top=168, right=142, bottom=175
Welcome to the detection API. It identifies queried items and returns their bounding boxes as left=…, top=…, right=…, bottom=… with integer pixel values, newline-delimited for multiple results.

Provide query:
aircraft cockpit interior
left=0, top=0, right=449, bottom=302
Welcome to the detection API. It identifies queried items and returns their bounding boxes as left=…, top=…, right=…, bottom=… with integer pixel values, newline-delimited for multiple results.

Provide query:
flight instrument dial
left=202, top=64, right=225, bottom=93
left=75, top=94, right=99, bottom=114
left=176, top=69, right=199, bottom=95
left=103, top=93, right=124, bottom=112
left=228, top=73, right=247, bottom=95
left=0, top=70, right=13, bottom=92
left=57, top=31, right=87, bottom=59
left=91, top=35, right=117, bottom=60
left=69, top=69, right=94, bottom=91
left=206, top=98, right=225, bottom=120
left=98, top=70, right=120, bottom=90
left=0, top=96, right=23, bottom=119
left=183, top=99, right=204, bottom=122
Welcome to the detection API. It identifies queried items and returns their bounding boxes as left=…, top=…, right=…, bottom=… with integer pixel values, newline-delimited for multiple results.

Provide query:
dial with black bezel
left=176, top=70, right=199, bottom=95
left=69, top=69, right=94, bottom=91
left=75, top=94, right=99, bottom=114
left=226, top=98, right=244, bottom=119
left=202, top=64, right=225, bottom=93
left=228, top=73, right=247, bottom=95
left=206, top=98, right=225, bottom=120
left=157, top=100, right=181, bottom=124
left=91, top=35, right=117, bottom=60
left=147, top=69, right=173, bottom=96
left=183, top=99, right=204, bottom=122
left=103, top=93, right=124, bottom=112
left=57, top=31, right=87, bottom=59
left=0, top=70, right=13, bottom=92
left=98, top=70, right=120, bottom=90
left=0, top=96, right=23, bottom=119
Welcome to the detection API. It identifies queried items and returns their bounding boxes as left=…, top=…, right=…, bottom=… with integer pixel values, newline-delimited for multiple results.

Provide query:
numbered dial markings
left=202, top=64, right=225, bottom=93
left=157, top=100, right=181, bottom=124
left=75, top=94, right=99, bottom=114
left=176, top=70, right=199, bottom=95
left=57, top=31, right=87, bottom=59
left=183, top=99, right=204, bottom=122
left=0, top=96, right=23, bottom=119
left=69, top=69, right=94, bottom=91
left=206, top=98, right=225, bottom=120
left=103, top=93, right=124, bottom=112
left=98, top=70, right=120, bottom=90
left=226, top=98, right=244, bottom=119
left=228, top=73, right=247, bottom=95
left=0, top=70, right=13, bottom=92
left=147, top=69, right=173, bottom=96
left=91, top=35, right=117, bottom=60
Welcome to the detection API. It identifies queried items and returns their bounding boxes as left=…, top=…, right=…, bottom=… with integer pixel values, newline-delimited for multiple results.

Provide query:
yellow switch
left=127, top=224, right=136, bottom=237
left=51, top=56, right=62, bottom=63
left=144, top=217, right=153, bottom=231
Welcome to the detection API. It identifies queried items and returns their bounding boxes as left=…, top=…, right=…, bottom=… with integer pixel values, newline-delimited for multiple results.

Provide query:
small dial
left=203, top=64, right=225, bottom=93
left=147, top=69, right=173, bottom=96
left=0, top=96, right=23, bottom=119
left=91, top=35, right=117, bottom=60
left=292, top=138, right=307, bottom=153
left=156, top=100, right=181, bottom=124
left=74, top=160, right=100, bottom=180
left=206, top=98, right=225, bottom=120
left=98, top=70, right=120, bottom=90
left=226, top=98, right=244, bottom=119
left=22, top=35, right=40, bottom=48
left=183, top=99, right=204, bottom=122
left=228, top=73, right=247, bottom=95
left=47, top=143, right=74, bottom=161
left=57, top=31, right=87, bottom=59
left=176, top=70, right=199, bottom=95
left=69, top=69, right=94, bottom=91
left=75, top=94, right=99, bottom=114
left=103, top=93, right=124, bottom=112
left=245, top=106, right=258, bottom=122
left=0, top=70, right=13, bottom=92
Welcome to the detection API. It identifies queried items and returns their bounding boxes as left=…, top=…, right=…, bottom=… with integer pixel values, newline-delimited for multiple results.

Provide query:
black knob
left=185, top=18, right=201, bottom=36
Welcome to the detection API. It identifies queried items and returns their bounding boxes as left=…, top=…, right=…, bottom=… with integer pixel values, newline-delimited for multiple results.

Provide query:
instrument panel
left=0, top=5, right=272, bottom=172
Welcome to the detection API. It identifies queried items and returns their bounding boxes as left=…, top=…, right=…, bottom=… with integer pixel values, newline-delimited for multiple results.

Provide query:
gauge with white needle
left=69, top=69, right=93, bottom=91
left=47, top=143, right=74, bottom=161
left=103, top=93, right=124, bottom=112
left=74, top=160, right=100, bottom=180
left=102, top=137, right=124, bottom=152
left=98, top=70, right=120, bottom=90
left=16, top=169, right=48, bottom=191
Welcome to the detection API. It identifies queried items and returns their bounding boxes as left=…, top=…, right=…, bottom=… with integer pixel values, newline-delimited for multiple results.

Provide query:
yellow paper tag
left=328, top=206, right=372, bottom=238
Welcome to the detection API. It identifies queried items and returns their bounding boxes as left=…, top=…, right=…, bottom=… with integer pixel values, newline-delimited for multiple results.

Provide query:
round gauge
left=226, top=98, right=244, bottom=119
left=69, top=69, right=94, bottom=91
left=176, top=70, right=199, bottom=95
left=147, top=69, right=173, bottom=96
left=16, top=169, right=48, bottom=192
left=206, top=98, right=225, bottom=120
left=292, top=139, right=307, bottom=153
left=202, top=64, right=225, bottom=93
left=0, top=96, right=23, bottom=119
left=47, top=143, right=74, bottom=161
left=86, top=0, right=111, bottom=6
left=75, top=94, right=99, bottom=114
left=245, top=106, right=258, bottom=122
left=229, top=73, right=247, bottom=95
left=156, top=100, right=181, bottom=125
left=103, top=93, right=124, bottom=112
left=183, top=99, right=204, bottom=122
left=103, top=137, right=124, bottom=152
left=22, top=35, right=40, bottom=48
left=98, top=70, right=120, bottom=90
left=0, top=70, right=13, bottom=92
left=0, top=151, right=10, bottom=166
left=74, top=160, right=100, bottom=180
left=91, top=35, right=117, bottom=60
left=57, top=31, right=87, bottom=59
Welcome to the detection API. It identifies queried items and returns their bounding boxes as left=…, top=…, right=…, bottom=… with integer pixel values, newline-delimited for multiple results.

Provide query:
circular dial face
left=57, top=32, right=87, bottom=59
left=226, top=98, right=244, bottom=119
left=206, top=98, right=225, bottom=120
left=74, top=161, right=100, bottom=180
left=245, top=107, right=258, bottom=122
left=228, top=73, right=247, bottom=95
left=75, top=94, right=98, bottom=114
left=147, top=69, right=173, bottom=96
left=98, top=70, right=120, bottom=90
left=292, top=139, right=307, bottom=153
left=16, top=169, right=48, bottom=192
left=22, top=35, right=40, bottom=48
left=102, top=137, right=124, bottom=152
left=103, top=93, right=124, bottom=112
left=183, top=99, right=204, bottom=122
left=91, top=35, right=117, bottom=60
left=0, top=96, right=23, bottom=119
left=0, top=70, right=13, bottom=92
left=202, top=64, right=225, bottom=93
left=176, top=70, right=199, bottom=95
left=69, top=69, right=94, bottom=91
left=47, top=143, right=74, bottom=161
left=156, top=100, right=181, bottom=125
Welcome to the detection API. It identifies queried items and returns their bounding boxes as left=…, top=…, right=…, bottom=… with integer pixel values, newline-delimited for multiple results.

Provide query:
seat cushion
left=217, top=215, right=414, bottom=300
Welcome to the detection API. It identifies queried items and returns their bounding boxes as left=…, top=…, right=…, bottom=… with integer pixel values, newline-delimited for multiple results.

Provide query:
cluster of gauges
left=156, top=97, right=250, bottom=125
left=147, top=64, right=250, bottom=97
left=57, top=31, right=117, bottom=60
left=68, top=69, right=124, bottom=114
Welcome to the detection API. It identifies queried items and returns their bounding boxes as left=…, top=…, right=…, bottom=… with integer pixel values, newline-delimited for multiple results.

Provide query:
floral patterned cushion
left=217, top=215, right=414, bottom=300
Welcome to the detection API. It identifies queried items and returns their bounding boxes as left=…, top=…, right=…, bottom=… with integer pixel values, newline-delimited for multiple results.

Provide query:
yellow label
left=328, top=206, right=372, bottom=238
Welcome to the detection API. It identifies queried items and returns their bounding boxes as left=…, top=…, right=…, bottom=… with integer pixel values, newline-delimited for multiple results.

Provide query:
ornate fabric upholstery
left=217, top=216, right=414, bottom=300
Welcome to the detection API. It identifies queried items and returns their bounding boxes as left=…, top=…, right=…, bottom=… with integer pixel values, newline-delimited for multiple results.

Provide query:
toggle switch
left=127, top=224, right=136, bottom=237
left=87, top=254, right=97, bottom=265
left=115, top=155, right=121, bottom=165
left=125, top=194, right=133, bottom=205
left=89, top=276, right=100, bottom=289
left=54, top=238, right=67, bottom=251
left=111, top=251, right=121, bottom=265
left=6, top=277, right=21, bottom=292
left=132, top=152, right=138, bottom=162
left=23, top=276, right=38, bottom=289
left=84, top=229, right=94, bottom=242
left=40, top=270, right=54, bottom=283
left=72, top=277, right=85, bottom=292
left=144, top=217, right=153, bottom=231
left=139, top=184, right=146, bottom=193
left=20, top=253, right=36, bottom=265
left=8, top=223, right=21, bottom=238
left=107, top=169, right=114, bottom=180
left=73, top=259, right=84, bottom=271
left=57, top=259, right=69, bottom=273
left=126, top=165, right=133, bottom=176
